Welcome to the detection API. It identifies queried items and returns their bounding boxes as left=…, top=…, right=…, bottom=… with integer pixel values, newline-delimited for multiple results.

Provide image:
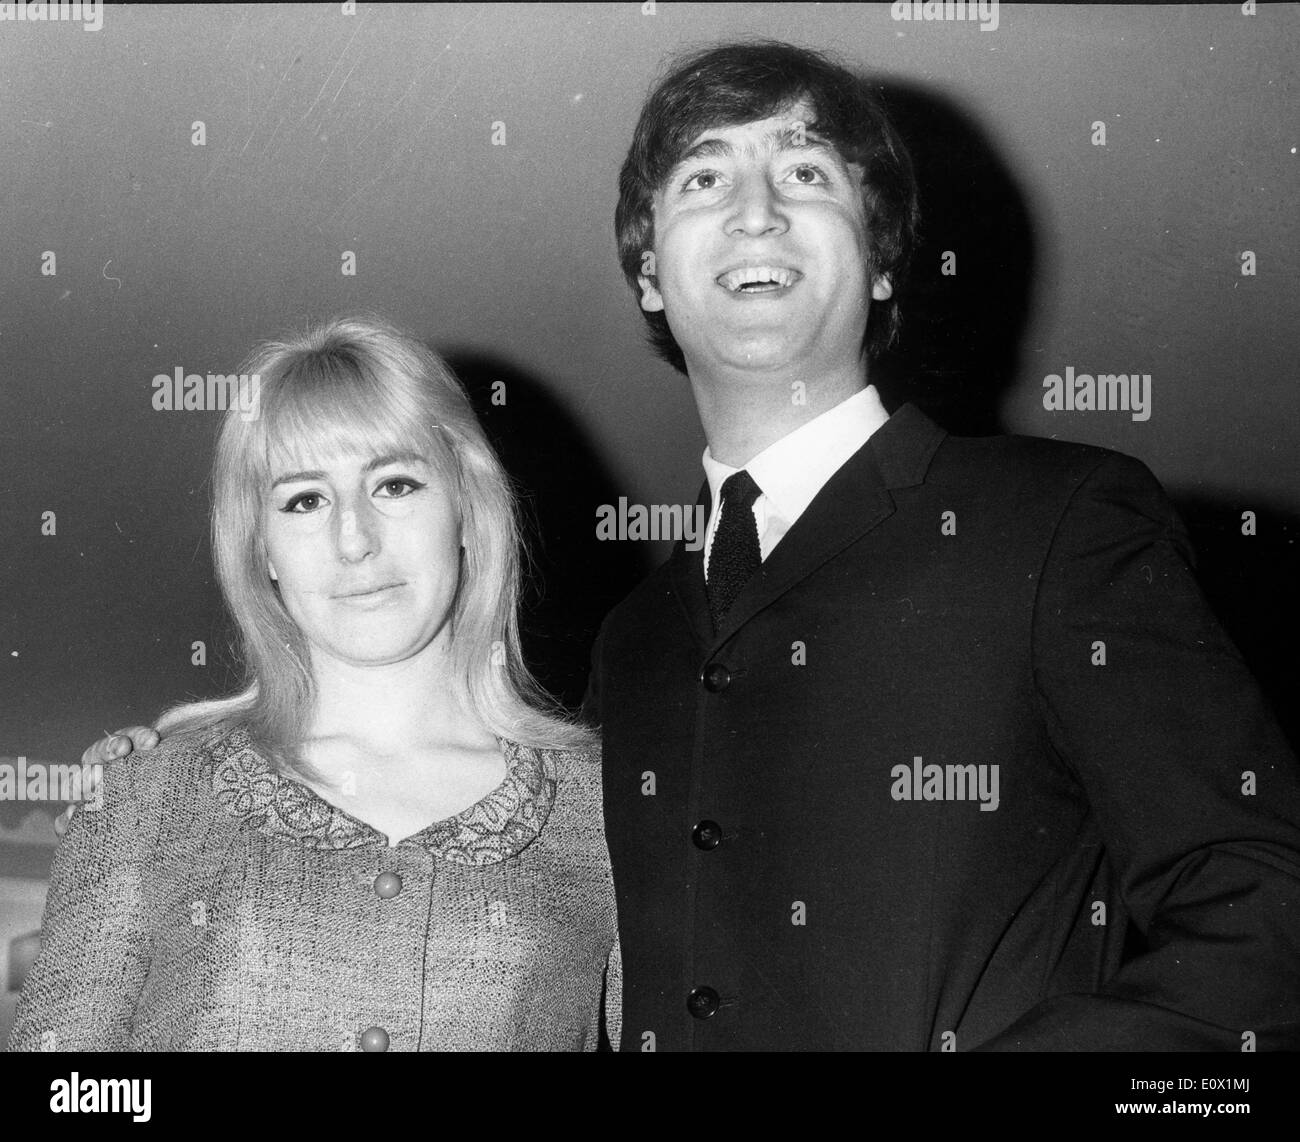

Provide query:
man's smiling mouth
left=716, top=265, right=802, bottom=293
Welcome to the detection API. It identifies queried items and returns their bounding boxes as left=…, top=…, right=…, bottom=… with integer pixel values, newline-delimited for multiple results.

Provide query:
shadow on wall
left=444, top=350, right=655, bottom=713
left=873, top=78, right=1038, bottom=438
left=1173, top=494, right=1300, bottom=756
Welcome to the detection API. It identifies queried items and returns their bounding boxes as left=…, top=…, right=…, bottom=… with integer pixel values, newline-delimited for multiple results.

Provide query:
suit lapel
left=667, top=403, right=948, bottom=651
left=667, top=483, right=715, bottom=648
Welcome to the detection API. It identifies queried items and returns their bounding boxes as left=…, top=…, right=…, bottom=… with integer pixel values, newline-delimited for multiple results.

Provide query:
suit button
left=692, top=820, right=723, bottom=850
left=687, top=986, right=720, bottom=1020
left=360, top=1026, right=390, bottom=1052
left=701, top=663, right=731, bottom=692
left=373, top=872, right=402, bottom=899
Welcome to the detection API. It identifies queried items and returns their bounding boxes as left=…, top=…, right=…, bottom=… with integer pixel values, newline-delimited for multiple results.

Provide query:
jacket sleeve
left=6, top=760, right=152, bottom=1051
left=603, top=928, right=623, bottom=1052
left=981, top=452, right=1300, bottom=1051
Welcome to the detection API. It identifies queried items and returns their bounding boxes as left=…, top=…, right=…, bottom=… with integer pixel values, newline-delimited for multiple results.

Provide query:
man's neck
left=689, top=363, right=870, bottom=467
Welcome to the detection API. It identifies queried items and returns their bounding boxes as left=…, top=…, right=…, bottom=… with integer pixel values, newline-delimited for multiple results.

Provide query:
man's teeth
left=719, top=267, right=796, bottom=292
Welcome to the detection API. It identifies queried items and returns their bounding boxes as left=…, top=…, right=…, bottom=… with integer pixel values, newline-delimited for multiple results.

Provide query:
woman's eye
left=283, top=492, right=324, bottom=513
left=376, top=477, right=424, bottom=498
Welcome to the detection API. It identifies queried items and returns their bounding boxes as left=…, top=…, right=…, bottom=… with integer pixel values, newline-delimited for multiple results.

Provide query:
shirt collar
left=701, top=385, right=890, bottom=524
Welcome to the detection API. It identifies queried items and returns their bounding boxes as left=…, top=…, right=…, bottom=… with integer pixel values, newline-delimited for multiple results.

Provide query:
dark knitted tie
left=707, top=469, right=763, bottom=628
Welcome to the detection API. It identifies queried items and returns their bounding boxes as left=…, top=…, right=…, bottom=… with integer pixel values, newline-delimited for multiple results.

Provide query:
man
left=583, top=41, right=1300, bottom=1051
left=80, top=42, right=1300, bottom=1051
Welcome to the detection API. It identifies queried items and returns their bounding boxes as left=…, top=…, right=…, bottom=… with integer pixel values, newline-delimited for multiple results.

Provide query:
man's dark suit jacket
left=586, top=403, right=1300, bottom=1051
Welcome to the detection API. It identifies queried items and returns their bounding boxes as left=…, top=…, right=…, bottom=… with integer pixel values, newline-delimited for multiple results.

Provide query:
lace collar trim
left=208, top=726, right=555, bottom=865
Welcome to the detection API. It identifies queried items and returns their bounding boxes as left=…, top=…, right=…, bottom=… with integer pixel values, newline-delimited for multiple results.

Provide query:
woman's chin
left=309, top=635, right=439, bottom=670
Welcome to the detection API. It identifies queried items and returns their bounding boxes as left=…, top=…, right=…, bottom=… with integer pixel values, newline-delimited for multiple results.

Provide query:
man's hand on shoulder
left=54, top=726, right=161, bottom=837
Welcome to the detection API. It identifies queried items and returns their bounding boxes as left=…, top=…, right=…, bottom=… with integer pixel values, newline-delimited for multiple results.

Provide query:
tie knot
left=720, top=469, right=762, bottom=511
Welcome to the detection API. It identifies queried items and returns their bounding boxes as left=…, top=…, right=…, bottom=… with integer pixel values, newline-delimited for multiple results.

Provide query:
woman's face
left=261, top=445, right=463, bottom=671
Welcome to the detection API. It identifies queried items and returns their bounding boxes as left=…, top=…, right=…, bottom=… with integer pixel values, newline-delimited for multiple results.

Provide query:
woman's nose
left=335, top=499, right=378, bottom=562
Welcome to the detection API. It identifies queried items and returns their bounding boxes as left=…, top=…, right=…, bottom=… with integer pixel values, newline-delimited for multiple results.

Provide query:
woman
left=8, top=316, right=619, bottom=1051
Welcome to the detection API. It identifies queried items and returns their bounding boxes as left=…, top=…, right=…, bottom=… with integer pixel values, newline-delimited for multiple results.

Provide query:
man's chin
left=687, top=346, right=807, bottom=379
left=689, top=328, right=809, bottom=371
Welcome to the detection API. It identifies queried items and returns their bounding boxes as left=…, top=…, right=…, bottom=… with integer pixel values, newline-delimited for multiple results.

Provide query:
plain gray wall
left=2, top=4, right=1297, bottom=857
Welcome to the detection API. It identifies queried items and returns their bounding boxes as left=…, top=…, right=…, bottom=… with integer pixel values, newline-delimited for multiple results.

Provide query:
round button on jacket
left=687, top=986, right=721, bottom=1020
left=701, top=663, right=731, bottom=692
left=692, top=820, right=723, bottom=850
left=360, top=1026, right=390, bottom=1052
left=373, top=871, right=402, bottom=899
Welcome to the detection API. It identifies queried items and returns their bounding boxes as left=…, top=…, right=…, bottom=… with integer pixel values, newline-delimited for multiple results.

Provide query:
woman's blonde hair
left=157, top=314, right=595, bottom=772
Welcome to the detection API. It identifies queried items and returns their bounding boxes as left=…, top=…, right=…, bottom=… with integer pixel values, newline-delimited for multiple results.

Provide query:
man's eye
left=790, top=164, right=828, bottom=185
left=282, top=492, right=324, bottom=514
left=376, top=477, right=425, bottom=498
left=682, top=170, right=722, bottom=191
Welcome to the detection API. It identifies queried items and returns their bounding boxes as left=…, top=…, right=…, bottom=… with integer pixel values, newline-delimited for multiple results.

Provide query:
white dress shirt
left=702, top=385, right=891, bottom=578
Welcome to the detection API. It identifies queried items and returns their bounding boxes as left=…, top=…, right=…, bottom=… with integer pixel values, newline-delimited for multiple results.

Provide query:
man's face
left=639, top=100, right=892, bottom=380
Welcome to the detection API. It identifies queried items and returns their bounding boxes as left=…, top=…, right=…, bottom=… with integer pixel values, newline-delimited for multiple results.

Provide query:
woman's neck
left=303, top=641, right=491, bottom=758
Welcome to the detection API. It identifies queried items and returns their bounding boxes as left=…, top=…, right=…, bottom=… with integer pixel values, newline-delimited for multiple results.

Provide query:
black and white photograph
left=1, top=0, right=1297, bottom=1124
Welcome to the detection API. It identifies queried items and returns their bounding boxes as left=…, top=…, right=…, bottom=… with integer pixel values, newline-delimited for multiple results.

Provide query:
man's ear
left=639, top=275, right=665, bottom=313
left=871, top=274, right=893, bottom=301
left=638, top=249, right=664, bottom=313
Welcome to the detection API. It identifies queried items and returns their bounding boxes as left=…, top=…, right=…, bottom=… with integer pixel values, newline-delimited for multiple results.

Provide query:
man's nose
left=727, top=172, right=789, bottom=237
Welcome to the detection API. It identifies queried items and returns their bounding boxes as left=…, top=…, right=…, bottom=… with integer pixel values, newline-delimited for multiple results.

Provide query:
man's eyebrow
left=270, top=451, right=429, bottom=488
left=772, top=123, right=834, bottom=151
left=672, top=125, right=836, bottom=169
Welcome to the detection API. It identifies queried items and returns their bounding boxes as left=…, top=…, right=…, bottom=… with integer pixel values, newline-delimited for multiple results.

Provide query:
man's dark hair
left=616, top=40, right=920, bottom=376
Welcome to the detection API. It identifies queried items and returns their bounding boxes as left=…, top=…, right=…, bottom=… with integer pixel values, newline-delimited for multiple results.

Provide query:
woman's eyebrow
left=363, top=451, right=429, bottom=473
left=270, top=468, right=326, bottom=488
left=270, top=452, right=429, bottom=488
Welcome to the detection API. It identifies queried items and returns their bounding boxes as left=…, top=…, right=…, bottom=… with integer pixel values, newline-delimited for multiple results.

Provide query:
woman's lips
left=334, top=582, right=404, bottom=604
